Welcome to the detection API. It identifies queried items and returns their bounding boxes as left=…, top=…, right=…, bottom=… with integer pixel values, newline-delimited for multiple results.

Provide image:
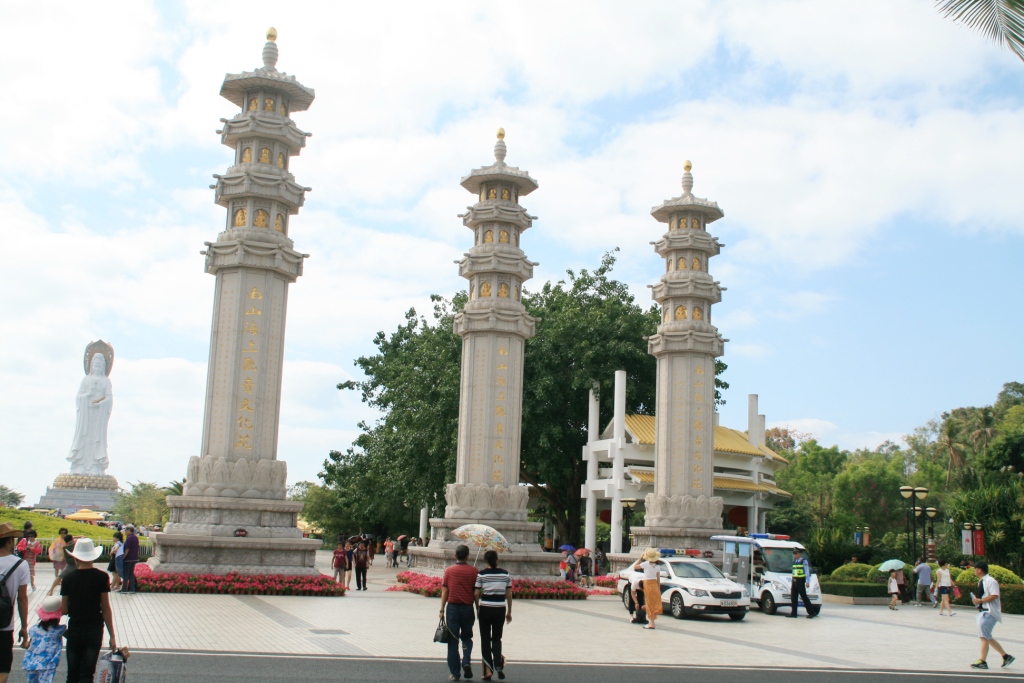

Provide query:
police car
left=617, top=552, right=751, bottom=620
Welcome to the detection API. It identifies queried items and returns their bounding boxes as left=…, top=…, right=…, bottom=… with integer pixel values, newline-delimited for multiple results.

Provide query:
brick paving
left=19, top=554, right=1024, bottom=673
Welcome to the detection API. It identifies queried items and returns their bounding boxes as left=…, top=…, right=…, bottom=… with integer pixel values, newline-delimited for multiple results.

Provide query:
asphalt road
left=8, top=651, right=1024, bottom=683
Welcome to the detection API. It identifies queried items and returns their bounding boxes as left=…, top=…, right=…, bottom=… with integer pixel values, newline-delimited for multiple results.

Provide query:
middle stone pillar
left=411, top=130, right=555, bottom=578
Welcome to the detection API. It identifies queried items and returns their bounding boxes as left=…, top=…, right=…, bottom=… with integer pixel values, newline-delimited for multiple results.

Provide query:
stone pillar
left=419, top=506, right=429, bottom=541
left=609, top=371, right=626, bottom=554
left=151, top=29, right=321, bottom=575
left=584, top=385, right=600, bottom=553
left=411, top=131, right=555, bottom=578
left=629, top=161, right=727, bottom=559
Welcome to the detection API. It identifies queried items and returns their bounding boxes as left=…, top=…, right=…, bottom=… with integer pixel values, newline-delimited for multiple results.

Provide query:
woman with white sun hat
left=60, top=538, right=116, bottom=683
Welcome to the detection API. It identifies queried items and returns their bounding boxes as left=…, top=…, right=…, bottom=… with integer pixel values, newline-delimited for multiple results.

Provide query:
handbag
left=952, top=585, right=962, bottom=600
left=96, top=651, right=127, bottom=683
left=433, top=617, right=451, bottom=644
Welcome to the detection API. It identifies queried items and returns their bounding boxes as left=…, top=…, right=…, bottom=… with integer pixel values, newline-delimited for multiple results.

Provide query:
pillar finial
left=681, top=159, right=693, bottom=196
left=263, top=28, right=279, bottom=70
left=494, top=128, right=507, bottom=163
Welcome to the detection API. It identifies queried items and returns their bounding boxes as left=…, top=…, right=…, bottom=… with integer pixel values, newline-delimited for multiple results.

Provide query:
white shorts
left=978, top=612, right=998, bottom=640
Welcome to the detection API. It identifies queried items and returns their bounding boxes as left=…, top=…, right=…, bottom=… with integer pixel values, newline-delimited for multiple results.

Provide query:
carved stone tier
left=457, top=252, right=536, bottom=279
left=443, top=483, right=531, bottom=523
left=219, top=113, right=310, bottom=151
left=202, top=238, right=307, bottom=280
left=409, top=517, right=560, bottom=580
left=646, top=328, right=726, bottom=356
left=183, top=455, right=287, bottom=499
left=51, top=473, right=119, bottom=491
left=150, top=495, right=320, bottom=575
left=642, top=493, right=724, bottom=529
left=460, top=203, right=536, bottom=231
left=213, top=170, right=309, bottom=210
left=651, top=278, right=723, bottom=302
left=453, top=308, right=536, bottom=337
left=653, top=230, right=722, bottom=257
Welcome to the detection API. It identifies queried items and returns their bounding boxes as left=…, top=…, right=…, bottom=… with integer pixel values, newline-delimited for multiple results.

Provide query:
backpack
left=0, top=558, right=25, bottom=629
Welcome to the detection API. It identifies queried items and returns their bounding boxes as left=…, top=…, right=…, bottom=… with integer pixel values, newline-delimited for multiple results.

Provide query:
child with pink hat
left=21, top=595, right=65, bottom=683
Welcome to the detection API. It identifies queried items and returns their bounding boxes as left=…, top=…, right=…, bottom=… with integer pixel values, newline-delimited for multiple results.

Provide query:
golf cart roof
left=711, top=535, right=806, bottom=550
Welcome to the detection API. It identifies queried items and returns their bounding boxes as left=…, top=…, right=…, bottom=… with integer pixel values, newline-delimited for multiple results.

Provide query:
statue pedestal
left=36, top=473, right=120, bottom=512
left=409, top=517, right=562, bottom=580
left=605, top=525, right=724, bottom=574
left=149, top=495, right=321, bottom=575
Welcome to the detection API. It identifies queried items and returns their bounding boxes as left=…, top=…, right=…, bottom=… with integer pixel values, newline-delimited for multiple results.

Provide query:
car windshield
left=668, top=560, right=725, bottom=579
left=759, top=547, right=810, bottom=574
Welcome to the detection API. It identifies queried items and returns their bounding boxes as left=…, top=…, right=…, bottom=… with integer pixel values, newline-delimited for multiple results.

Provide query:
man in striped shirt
left=474, top=550, right=512, bottom=681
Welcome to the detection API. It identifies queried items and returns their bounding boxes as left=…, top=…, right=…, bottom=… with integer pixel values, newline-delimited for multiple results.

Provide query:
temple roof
left=622, top=414, right=788, bottom=463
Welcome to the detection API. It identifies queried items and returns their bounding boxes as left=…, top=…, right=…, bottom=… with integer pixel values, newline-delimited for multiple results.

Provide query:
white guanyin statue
left=67, top=343, right=114, bottom=476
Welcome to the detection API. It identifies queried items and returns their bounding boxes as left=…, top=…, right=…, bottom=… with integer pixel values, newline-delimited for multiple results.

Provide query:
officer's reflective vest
left=792, top=561, right=806, bottom=579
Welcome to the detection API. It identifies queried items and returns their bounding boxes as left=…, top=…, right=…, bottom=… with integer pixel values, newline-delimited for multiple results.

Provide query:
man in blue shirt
left=789, top=548, right=815, bottom=619
left=913, top=558, right=936, bottom=607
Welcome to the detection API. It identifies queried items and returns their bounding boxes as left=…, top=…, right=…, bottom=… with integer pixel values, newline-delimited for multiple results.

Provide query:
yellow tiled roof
left=622, top=414, right=787, bottom=463
left=627, top=468, right=655, bottom=483
left=760, top=482, right=792, bottom=497
left=624, top=469, right=791, bottom=498
left=624, top=414, right=656, bottom=445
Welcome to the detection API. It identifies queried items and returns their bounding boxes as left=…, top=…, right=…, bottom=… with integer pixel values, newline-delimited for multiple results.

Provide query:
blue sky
left=2, top=1, right=1022, bottom=502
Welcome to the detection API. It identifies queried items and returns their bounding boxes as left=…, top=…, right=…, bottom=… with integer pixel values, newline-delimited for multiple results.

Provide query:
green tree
left=832, top=451, right=908, bottom=540
left=774, top=440, right=848, bottom=529
left=164, top=480, right=184, bottom=497
left=0, top=485, right=25, bottom=508
left=937, top=0, right=1024, bottom=62
left=111, top=482, right=169, bottom=526
left=936, top=415, right=967, bottom=490
left=332, top=252, right=729, bottom=545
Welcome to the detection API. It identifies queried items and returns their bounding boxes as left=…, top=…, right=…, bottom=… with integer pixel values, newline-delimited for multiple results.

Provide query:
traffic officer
left=789, top=547, right=815, bottom=618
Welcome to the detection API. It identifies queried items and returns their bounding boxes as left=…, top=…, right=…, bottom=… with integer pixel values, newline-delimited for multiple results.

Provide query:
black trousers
left=626, top=584, right=648, bottom=623
left=791, top=577, right=810, bottom=615
left=124, top=560, right=138, bottom=592
left=65, top=632, right=102, bottom=683
left=355, top=566, right=367, bottom=590
left=478, top=605, right=506, bottom=673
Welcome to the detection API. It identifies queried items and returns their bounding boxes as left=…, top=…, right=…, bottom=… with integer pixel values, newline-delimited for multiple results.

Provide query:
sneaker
left=464, top=665, right=473, bottom=679
left=1003, top=654, right=1015, bottom=668
left=971, top=660, right=988, bottom=669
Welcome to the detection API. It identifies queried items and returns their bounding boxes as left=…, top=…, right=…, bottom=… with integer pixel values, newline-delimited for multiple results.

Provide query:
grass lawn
left=0, top=508, right=117, bottom=541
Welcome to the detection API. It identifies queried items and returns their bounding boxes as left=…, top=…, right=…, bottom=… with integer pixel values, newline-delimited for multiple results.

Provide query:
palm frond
left=937, top=0, right=1024, bottom=62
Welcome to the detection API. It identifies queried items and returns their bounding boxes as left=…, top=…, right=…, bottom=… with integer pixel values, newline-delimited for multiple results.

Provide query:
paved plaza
left=9, top=553, right=1024, bottom=679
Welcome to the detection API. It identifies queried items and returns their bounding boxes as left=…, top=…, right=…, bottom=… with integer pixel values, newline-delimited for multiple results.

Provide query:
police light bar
left=659, top=548, right=677, bottom=557
left=749, top=533, right=791, bottom=541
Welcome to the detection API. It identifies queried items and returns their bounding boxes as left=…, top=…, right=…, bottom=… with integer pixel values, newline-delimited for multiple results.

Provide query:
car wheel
left=729, top=612, right=746, bottom=621
left=761, top=592, right=777, bottom=615
left=622, top=588, right=632, bottom=611
left=670, top=593, right=686, bottom=619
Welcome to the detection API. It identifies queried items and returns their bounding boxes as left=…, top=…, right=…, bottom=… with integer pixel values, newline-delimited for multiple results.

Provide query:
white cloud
left=2, top=0, right=1021, bottom=505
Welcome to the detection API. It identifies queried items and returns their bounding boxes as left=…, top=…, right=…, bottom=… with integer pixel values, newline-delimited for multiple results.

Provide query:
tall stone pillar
left=151, top=29, right=321, bottom=575
left=630, top=161, right=727, bottom=556
left=411, top=131, right=555, bottom=578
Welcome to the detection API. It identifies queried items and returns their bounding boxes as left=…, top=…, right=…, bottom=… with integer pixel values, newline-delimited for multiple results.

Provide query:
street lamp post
left=900, top=486, right=914, bottom=558
left=925, top=507, right=938, bottom=561
left=913, top=487, right=928, bottom=561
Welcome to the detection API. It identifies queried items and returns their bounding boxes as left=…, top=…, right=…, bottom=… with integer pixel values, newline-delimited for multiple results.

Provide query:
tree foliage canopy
left=319, top=252, right=727, bottom=544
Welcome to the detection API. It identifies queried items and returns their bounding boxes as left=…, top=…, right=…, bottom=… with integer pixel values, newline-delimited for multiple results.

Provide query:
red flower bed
left=135, top=563, right=345, bottom=596
left=390, top=571, right=588, bottom=599
left=585, top=588, right=617, bottom=596
left=594, top=575, right=618, bottom=588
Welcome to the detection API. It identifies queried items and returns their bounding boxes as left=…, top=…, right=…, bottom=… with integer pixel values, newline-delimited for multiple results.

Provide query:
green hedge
left=820, top=582, right=890, bottom=598
left=829, top=563, right=874, bottom=582
left=954, top=565, right=1023, bottom=587
left=952, top=584, right=1024, bottom=615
